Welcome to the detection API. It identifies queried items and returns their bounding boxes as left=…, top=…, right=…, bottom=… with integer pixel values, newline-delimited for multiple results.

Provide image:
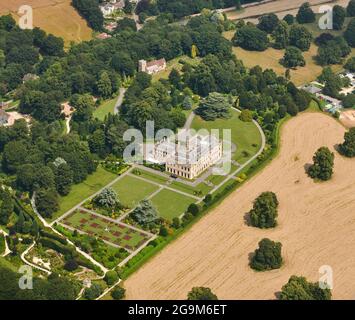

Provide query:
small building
left=302, top=84, right=322, bottom=95
left=138, top=58, right=167, bottom=75
left=146, top=130, right=223, bottom=180
left=96, top=32, right=112, bottom=40
left=100, top=4, right=115, bottom=17
left=105, top=21, right=117, bottom=32
left=23, top=73, right=39, bottom=83
left=0, top=109, right=10, bottom=126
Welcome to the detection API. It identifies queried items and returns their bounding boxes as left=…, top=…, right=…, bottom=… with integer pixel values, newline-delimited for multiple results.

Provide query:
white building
left=146, top=130, right=223, bottom=180
left=138, top=58, right=167, bottom=75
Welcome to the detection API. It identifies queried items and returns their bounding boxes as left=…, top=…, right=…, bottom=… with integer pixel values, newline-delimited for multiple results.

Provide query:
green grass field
left=191, top=108, right=262, bottom=164
left=150, top=189, right=196, bottom=220
left=93, top=98, right=116, bottom=121
left=112, top=175, right=159, bottom=208
left=62, top=209, right=150, bottom=251
left=54, top=166, right=117, bottom=221
left=133, top=169, right=170, bottom=185
left=152, top=55, right=200, bottom=82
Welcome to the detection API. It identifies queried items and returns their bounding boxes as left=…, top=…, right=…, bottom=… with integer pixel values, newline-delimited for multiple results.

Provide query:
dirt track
left=125, top=112, right=355, bottom=300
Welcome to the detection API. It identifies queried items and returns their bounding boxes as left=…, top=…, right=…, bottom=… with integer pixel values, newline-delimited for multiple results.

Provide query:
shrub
left=239, top=109, right=253, bottom=122
left=250, top=238, right=283, bottom=271
left=187, top=203, right=199, bottom=216
left=172, top=217, right=180, bottom=229
left=84, top=283, right=103, bottom=300
left=104, top=270, right=119, bottom=286
left=64, top=259, right=79, bottom=272
left=187, top=287, right=218, bottom=300
left=112, top=286, right=126, bottom=300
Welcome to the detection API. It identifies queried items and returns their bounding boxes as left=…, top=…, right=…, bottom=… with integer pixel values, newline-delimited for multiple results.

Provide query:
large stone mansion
left=146, top=130, right=223, bottom=180
left=138, top=58, right=167, bottom=75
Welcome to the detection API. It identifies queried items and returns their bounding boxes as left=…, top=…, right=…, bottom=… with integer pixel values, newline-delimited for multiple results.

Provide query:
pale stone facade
left=138, top=59, right=167, bottom=75
left=146, top=131, right=223, bottom=180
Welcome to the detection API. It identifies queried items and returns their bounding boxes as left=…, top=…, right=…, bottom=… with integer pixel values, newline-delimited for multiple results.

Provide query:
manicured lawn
left=0, top=234, right=5, bottom=256
left=150, top=189, right=196, bottom=220
left=54, top=166, right=117, bottom=221
left=112, top=175, right=159, bottom=208
left=169, top=181, right=212, bottom=196
left=93, top=98, right=116, bottom=121
left=191, top=108, right=262, bottom=164
left=133, top=169, right=170, bottom=185
left=152, top=55, right=200, bottom=82
left=62, top=209, right=151, bottom=251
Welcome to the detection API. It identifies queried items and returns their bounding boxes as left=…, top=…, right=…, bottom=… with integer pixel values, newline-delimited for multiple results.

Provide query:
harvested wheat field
left=227, top=0, right=351, bottom=22
left=0, top=0, right=92, bottom=45
left=125, top=112, right=355, bottom=300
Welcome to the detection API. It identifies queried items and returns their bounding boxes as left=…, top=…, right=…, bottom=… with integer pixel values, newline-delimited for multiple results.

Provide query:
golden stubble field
left=125, top=112, right=355, bottom=300
left=226, top=0, right=351, bottom=22
left=0, top=0, right=92, bottom=45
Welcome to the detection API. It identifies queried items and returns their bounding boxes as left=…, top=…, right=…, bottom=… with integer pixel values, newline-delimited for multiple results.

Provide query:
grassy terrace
left=191, top=108, right=262, bottom=164
left=150, top=189, right=196, bottom=220
left=93, top=98, right=116, bottom=121
left=111, top=175, right=159, bottom=208
left=53, top=166, right=117, bottom=221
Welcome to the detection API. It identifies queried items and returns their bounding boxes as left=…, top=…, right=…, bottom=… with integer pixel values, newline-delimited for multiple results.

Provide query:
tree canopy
left=307, top=147, right=335, bottom=181
left=249, top=192, right=279, bottom=228
left=250, top=238, right=283, bottom=271
left=187, top=287, right=218, bottom=300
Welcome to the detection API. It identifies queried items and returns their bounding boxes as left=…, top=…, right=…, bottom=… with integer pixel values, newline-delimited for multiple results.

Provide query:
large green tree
left=195, top=92, right=231, bottom=121
left=307, top=147, right=334, bottom=181
left=282, top=46, right=305, bottom=68
left=296, top=2, right=316, bottom=24
left=339, top=128, right=355, bottom=157
left=344, top=18, right=355, bottom=47
left=250, top=238, right=283, bottom=271
left=249, top=192, right=279, bottom=228
left=280, top=275, right=331, bottom=300
left=289, top=25, right=313, bottom=51
left=232, top=24, right=269, bottom=51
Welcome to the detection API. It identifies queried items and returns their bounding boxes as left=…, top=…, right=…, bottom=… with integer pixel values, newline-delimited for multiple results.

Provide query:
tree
left=347, top=0, right=355, bottom=16
left=289, top=25, right=313, bottom=51
left=111, top=52, right=136, bottom=76
left=342, top=94, right=355, bottom=108
left=280, top=275, right=331, bottom=300
left=115, top=17, right=137, bottom=32
left=232, top=25, right=269, bottom=51
left=35, top=189, right=59, bottom=219
left=72, top=0, right=104, bottom=31
left=344, top=18, right=355, bottom=47
left=195, top=92, right=231, bottom=121
left=307, top=147, right=334, bottom=181
left=317, top=37, right=350, bottom=65
left=250, top=238, right=283, bottom=271
left=296, top=2, right=316, bottom=24
left=93, top=188, right=120, bottom=210
left=191, top=44, right=199, bottom=58
left=257, top=13, right=279, bottom=33
left=332, top=5, right=346, bottom=30
left=239, top=109, right=253, bottom=122
left=0, top=190, right=14, bottom=225
left=283, top=14, right=295, bottom=25
left=0, top=14, right=16, bottom=31
left=70, top=94, right=95, bottom=122
left=345, top=57, right=355, bottom=72
left=130, top=200, right=159, bottom=226
left=112, top=286, right=126, bottom=300
left=182, top=96, right=193, bottom=110
left=104, top=270, right=119, bottom=286
left=339, top=128, right=355, bottom=157
left=124, top=0, right=134, bottom=14
left=64, top=259, right=79, bottom=272
left=54, top=163, right=73, bottom=196
left=88, top=129, right=107, bottom=158
left=187, top=287, right=218, bottom=300
left=187, top=203, right=199, bottom=216
left=168, top=68, right=181, bottom=87
left=96, top=71, right=112, bottom=99
left=249, top=192, right=279, bottom=229
left=272, top=21, right=289, bottom=49
left=84, top=283, right=103, bottom=300
left=282, top=46, right=305, bottom=68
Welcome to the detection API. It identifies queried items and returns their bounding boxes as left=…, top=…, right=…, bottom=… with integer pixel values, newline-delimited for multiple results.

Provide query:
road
left=114, top=87, right=127, bottom=115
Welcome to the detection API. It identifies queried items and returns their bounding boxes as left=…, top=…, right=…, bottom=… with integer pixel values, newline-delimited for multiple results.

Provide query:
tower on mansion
left=146, top=130, right=223, bottom=180
left=138, top=58, right=167, bottom=75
